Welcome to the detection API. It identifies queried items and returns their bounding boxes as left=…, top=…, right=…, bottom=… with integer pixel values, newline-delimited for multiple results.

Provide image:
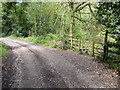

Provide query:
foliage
left=2, top=2, right=30, bottom=37
left=0, top=42, right=7, bottom=58
left=96, top=2, right=120, bottom=71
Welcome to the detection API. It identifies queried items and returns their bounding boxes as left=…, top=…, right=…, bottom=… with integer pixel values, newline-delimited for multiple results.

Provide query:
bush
left=107, top=53, right=120, bottom=71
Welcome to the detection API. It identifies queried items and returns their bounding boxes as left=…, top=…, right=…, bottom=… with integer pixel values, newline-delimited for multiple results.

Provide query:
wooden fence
left=68, top=38, right=103, bottom=56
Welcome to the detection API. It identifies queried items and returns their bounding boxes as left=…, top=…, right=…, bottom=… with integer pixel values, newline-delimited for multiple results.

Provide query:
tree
left=2, top=2, right=15, bottom=36
left=0, top=3, right=2, bottom=37
left=96, top=2, right=120, bottom=69
left=68, top=1, right=91, bottom=48
left=2, top=2, right=30, bottom=37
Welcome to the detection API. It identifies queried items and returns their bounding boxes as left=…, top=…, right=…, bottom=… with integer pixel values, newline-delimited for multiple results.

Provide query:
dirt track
left=0, top=38, right=119, bottom=88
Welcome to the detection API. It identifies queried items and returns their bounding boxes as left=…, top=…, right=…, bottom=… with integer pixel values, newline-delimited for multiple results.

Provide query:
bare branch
left=74, top=16, right=89, bottom=23
left=75, top=2, right=85, bottom=11
left=88, top=4, right=96, bottom=17
left=74, top=1, right=90, bottom=12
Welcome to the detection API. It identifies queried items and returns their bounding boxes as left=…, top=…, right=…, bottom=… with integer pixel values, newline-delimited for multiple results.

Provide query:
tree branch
left=88, top=4, right=96, bottom=17
left=75, top=2, right=85, bottom=11
left=74, top=16, right=89, bottom=23
left=74, top=1, right=90, bottom=12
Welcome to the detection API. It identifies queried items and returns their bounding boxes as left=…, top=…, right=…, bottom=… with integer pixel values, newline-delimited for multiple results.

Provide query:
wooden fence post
left=103, top=30, right=108, bottom=61
left=78, top=39, right=80, bottom=50
left=70, top=37, right=73, bottom=49
left=92, top=41, right=95, bottom=56
left=79, top=39, right=82, bottom=54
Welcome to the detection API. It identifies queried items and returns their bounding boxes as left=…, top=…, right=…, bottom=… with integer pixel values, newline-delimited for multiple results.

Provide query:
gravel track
left=0, top=38, right=119, bottom=88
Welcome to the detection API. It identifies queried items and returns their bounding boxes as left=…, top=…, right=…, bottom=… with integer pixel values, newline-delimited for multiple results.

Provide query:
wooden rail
left=68, top=38, right=103, bottom=56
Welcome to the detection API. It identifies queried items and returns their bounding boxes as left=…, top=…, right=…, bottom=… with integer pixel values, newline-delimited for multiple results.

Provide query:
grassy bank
left=8, top=34, right=68, bottom=49
left=0, top=42, right=7, bottom=58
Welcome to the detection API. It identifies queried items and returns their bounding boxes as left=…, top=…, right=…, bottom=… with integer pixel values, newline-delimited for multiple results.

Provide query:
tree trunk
left=69, top=2, right=74, bottom=49
left=60, top=12, right=65, bottom=35
left=34, top=17, right=37, bottom=36
left=103, top=29, right=108, bottom=61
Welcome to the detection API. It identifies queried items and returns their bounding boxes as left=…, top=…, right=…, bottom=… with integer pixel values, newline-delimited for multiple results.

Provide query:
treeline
left=1, top=1, right=120, bottom=71
left=96, top=2, right=120, bottom=70
left=2, top=2, right=63, bottom=37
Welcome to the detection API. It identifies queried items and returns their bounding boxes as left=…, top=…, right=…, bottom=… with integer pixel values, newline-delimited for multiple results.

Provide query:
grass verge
left=8, top=33, right=68, bottom=49
left=0, top=42, right=7, bottom=58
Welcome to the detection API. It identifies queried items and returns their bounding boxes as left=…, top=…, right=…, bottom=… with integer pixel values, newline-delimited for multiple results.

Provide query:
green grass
left=0, top=42, right=7, bottom=58
left=8, top=33, right=69, bottom=51
left=8, top=34, right=63, bottom=48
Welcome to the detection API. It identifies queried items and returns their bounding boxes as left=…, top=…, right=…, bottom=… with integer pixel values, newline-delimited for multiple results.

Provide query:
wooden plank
left=95, top=48, right=103, bottom=50
left=78, top=39, right=80, bottom=50
left=72, top=45, right=79, bottom=49
left=72, top=41, right=78, bottom=45
left=92, top=41, right=95, bottom=56
left=94, top=51, right=102, bottom=54
left=72, top=39, right=78, bottom=41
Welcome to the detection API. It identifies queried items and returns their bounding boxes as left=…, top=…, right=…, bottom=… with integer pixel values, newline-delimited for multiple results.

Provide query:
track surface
left=0, top=38, right=118, bottom=88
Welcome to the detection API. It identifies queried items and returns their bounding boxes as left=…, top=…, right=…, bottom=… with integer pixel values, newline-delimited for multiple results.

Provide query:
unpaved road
left=0, top=38, right=119, bottom=88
